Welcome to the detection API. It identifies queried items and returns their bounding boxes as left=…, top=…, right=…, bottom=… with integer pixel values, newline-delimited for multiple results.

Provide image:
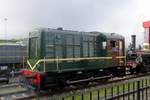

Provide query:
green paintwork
left=28, top=29, right=125, bottom=72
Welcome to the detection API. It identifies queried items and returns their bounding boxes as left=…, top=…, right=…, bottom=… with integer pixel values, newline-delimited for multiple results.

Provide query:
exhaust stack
left=131, top=35, right=136, bottom=50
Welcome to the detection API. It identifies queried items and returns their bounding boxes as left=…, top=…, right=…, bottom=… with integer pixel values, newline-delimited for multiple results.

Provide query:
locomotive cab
left=106, top=34, right=125, bottom=67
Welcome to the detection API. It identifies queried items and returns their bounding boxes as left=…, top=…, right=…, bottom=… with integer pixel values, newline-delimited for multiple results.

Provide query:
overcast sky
left=0, top=0, right=150, bottom=46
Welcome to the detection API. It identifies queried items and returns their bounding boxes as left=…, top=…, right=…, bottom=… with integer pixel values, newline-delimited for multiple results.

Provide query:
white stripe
left=28, top=56, right=126, bottom=70
left=29, top=57, right=113, bottom=70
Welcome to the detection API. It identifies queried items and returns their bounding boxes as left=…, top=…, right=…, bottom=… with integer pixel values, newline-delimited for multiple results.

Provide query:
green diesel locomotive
left=20, top=28, right=126, bottom=89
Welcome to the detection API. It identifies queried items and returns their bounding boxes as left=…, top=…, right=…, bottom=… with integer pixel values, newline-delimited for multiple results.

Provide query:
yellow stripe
left=116, top=56, right=126, bottom=59
left=27, top=60, right=34, bottom=70
left=28, top=56, right=125, bottom=70
left=29, top=56, right=127, bottom=70
left=42, top=57, right=112, bottom=61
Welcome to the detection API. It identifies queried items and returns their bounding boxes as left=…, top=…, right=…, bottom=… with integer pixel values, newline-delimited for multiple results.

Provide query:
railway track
left=54, top=73, right=149, bottom=92
left=0, top=83, right=35, bottom=100
left=0, top=73, right=149, bottom=100
left=0, top=83, right=18, bottom=89
left=33, top=73, right=150, bottom=97
left=44, top=73, right=150, bottom=100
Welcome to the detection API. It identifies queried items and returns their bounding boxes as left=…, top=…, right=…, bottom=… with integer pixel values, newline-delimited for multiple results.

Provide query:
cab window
left=102, top=41, right=107, bottom=49
left=110, top=41, right=118, bottom=52
left=110, top=41, right=116, bottom=48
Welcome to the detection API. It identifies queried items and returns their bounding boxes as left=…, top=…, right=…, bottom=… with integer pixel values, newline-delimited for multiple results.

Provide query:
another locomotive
left=0, top=43, right=27, bottom=83
left=126, top=21, right=150, bottom=74
left=19, top=28, right=126, bottom=89
left=0, top=43, right=27, bottom=70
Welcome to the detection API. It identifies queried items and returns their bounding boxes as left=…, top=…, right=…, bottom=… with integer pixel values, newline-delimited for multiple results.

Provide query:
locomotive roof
left=35, top=28, right=94, bottom=36
left=90, top=31, right=124, bottom=40
left=100, top=32, right=124, bottom=40
left=32, top=28, right=124, bottom=39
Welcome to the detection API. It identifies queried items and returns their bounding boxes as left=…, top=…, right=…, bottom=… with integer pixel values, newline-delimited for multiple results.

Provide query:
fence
left=46, top=76, right=150, bottom=100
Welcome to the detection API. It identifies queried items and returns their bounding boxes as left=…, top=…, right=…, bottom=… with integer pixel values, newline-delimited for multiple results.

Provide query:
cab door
left=109, top=40, right=120, bottom=65
left=118, top=40, right=125, bottom=66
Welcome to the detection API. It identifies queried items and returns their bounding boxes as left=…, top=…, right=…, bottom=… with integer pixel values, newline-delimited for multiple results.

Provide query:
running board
left=66, top=74, right=113, bottom=84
